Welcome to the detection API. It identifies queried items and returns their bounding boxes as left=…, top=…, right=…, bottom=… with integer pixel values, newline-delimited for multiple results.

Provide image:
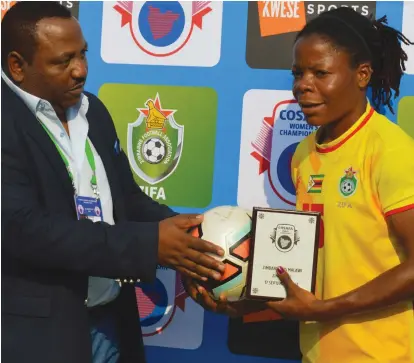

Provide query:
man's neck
left=55, top=108, right=68, bottom=124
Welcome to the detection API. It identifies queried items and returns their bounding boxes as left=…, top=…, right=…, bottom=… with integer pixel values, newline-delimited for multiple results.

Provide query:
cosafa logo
left=246, top=1, right=376, bottom=70
left=237, top=90, right=317, bottom=210
left=101, top=1, right=223, bottom=67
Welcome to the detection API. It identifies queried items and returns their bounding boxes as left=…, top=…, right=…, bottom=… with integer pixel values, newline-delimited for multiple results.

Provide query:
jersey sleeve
left=374, top=141, right=414, bottom=217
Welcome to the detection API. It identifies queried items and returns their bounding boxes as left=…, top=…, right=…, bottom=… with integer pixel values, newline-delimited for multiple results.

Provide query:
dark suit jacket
left=1, top=80, right=175, bottom=363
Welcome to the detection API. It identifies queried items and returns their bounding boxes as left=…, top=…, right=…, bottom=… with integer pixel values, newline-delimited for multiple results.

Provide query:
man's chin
left=64, top=93, right=83, bottom=107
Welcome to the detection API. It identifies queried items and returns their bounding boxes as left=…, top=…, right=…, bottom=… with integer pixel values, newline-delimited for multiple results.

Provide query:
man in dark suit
left=1, top=2, right=225, bottom=363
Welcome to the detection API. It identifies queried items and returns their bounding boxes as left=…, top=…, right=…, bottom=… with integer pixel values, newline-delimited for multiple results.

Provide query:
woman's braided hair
left=296, top=7, right=413, bottom=113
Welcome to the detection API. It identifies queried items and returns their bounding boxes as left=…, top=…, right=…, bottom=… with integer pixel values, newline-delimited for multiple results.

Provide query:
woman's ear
left=357, top=62, right=373, bottom=89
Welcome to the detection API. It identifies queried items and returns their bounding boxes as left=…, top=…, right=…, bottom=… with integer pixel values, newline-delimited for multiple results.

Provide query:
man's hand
left=266, top=267, right=326, bottom=321
left=158, top=214, right=225, bottom=281
left=182, top=276, right=267, bottom=318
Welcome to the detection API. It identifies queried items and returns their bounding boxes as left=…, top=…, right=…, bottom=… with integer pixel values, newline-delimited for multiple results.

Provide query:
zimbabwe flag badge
left=307, top=174, right=324, bottom=194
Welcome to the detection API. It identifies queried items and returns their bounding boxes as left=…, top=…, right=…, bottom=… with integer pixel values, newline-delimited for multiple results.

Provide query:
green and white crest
left=127, top=93, right=184, bottom=185
left=339, top=167, right=357, bottom=197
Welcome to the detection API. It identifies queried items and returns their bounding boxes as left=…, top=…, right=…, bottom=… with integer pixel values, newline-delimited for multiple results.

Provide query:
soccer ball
left=190, top=205, right=252, bottom=302
left=340, top=179, right=354, bottom=195
left=142, top=137, right=166, bottom=164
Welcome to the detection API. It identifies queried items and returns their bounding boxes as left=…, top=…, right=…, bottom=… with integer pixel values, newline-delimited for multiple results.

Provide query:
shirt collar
left=1, top=70, right=89, bottom=118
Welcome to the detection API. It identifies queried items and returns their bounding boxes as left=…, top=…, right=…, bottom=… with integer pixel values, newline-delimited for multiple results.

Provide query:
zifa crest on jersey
left=127, top=94, right=184, bottom=185
left=113, top=1, right=213, bottom=57
left=339, top=167, right=357, bottom=197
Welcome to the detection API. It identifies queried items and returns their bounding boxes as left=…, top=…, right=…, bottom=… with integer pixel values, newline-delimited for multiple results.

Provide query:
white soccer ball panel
left=147, top=140, right=156, bottom=150
left=201, top=205, right=252, bottom=254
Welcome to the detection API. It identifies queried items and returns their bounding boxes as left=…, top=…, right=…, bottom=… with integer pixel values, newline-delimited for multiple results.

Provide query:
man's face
left=11, top=17, right=88, bottom=114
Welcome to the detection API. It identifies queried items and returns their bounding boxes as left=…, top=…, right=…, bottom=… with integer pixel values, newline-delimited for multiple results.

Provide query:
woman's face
left=292, top=33, right=370, bottom=127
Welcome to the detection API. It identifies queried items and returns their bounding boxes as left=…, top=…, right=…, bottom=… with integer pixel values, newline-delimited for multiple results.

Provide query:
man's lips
left=69, top=83, right=85, bottom=91
left=68, top=84, right=84, bottom=95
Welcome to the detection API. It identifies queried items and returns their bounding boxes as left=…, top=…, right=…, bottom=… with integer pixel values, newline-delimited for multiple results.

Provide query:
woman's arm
left=266, top=208, right=414, bottom=321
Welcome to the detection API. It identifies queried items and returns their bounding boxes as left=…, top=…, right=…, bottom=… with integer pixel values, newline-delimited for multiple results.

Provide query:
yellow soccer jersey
left=291, top=103, right=414, bottom=363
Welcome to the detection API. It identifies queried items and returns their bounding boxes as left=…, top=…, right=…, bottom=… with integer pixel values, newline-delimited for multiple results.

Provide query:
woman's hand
left=266, top=267, right=327, bottom=321
left=183, top=277, right=267, bottom=318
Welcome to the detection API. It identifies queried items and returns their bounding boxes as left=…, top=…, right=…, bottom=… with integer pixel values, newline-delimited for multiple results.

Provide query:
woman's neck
left=317, top=99, right=368, bottom=144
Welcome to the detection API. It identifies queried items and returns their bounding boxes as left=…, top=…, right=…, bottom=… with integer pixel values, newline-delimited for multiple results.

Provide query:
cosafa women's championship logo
left=238, top=90, right=318, bottom=210
left=114, top=1, right=211, bottom=57
left=101, top=1, right=223, bottom=66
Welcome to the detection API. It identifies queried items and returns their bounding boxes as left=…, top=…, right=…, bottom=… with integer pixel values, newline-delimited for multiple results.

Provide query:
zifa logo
left=339, top=167, right=357, bottom=197
left=270, top=224, right=299, bottom=253
left=127, top=94, right=184, bottom=185
left=112, top=1, right=213, bottom=57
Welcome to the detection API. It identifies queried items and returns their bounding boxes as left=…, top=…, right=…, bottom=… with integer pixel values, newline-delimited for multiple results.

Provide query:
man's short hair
left=1, top=1, right=72, bottom=69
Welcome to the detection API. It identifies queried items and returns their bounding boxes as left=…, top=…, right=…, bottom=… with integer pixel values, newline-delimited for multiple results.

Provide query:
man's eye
left=61, top=58, right=71, bottom=66
left=315, top=70, right=328, bottom=77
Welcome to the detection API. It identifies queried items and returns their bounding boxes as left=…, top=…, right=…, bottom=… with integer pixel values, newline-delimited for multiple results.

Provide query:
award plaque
left=246, top=207, right=321, bottom=300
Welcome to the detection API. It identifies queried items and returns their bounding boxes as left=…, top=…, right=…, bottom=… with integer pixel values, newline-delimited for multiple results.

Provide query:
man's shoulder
left=84, top=91, right=105, bottom=112
left=1, top=80, right=31, bottom=127
left=83, top=90, right=117, bottom=138
left=2, top=79, right=24, bottom=111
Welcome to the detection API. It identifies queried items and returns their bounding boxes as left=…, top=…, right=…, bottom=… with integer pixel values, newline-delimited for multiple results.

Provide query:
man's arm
left=2, top=108, right=225, bottom=283
left=1, top=113, right=159, bottom=282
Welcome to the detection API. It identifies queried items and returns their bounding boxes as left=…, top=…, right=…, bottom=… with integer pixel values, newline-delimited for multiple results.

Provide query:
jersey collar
left=315, top=102, right=374, bottom=154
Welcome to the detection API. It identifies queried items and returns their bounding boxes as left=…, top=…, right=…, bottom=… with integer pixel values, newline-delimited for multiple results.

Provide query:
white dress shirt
left=2, top=71, right=120, bottom=307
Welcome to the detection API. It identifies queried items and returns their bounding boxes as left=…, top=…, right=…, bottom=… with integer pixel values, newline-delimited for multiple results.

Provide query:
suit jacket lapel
left=87, top=112, right=123, bottom=220
left=2, top=82, right=75, bottom=206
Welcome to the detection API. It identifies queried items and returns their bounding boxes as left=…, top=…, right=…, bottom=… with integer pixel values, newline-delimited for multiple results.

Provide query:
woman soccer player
left=264, top=7, right=414, bottom=363
left=185, top=7, right=414, bottom=363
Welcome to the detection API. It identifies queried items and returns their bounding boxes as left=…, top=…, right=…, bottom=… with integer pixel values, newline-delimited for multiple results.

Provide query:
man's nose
left=72, top=58, right=88, bottom=80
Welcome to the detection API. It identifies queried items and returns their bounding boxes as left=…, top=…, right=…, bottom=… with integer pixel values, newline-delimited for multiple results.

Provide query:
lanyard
left=41, top=124, right=99, bottom=199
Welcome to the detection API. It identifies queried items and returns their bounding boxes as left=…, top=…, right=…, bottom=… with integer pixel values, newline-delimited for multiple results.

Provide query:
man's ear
left=7, top=51, right=27, bottom=83
left=356, top=62, right=373, bottom=89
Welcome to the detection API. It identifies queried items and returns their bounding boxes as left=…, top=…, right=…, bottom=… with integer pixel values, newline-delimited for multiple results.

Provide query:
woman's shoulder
left=366, top=111, right=414, bottom=152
